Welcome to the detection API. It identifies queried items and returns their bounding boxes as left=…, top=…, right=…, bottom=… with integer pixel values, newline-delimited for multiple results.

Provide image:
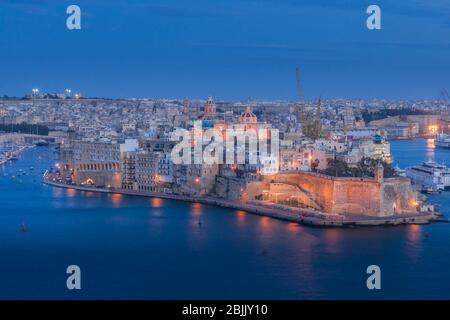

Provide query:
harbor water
left=0, top=139, right=450, bottom=299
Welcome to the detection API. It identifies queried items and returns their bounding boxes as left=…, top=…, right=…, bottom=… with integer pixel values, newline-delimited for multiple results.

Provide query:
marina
left=0, top=142, right=33, bottom=166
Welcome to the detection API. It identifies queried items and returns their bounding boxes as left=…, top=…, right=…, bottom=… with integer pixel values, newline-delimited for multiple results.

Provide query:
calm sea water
left=0, top=139, right=450, bottom=299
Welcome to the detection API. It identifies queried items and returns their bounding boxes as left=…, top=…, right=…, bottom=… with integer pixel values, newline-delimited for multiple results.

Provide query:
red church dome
left=239, top=107, right=257, bottom=124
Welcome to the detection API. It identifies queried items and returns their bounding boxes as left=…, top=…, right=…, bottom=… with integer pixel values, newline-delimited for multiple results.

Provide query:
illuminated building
left=60, top=140, right=122, bottom=188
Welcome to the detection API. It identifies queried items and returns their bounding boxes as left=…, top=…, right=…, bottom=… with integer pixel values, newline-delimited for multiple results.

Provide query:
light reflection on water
left=191, top=202, right=202, bottom=217
left=404, top=224, right=423, bottom=263
left=426, top=138, right=435, bottom=161
left=110, top=193, right=123, bottom=207
left=259, top=216, right=271, bottom=232
left=150, top=197, right=163, bottom=208
left=286, top=222, right=300, bottom=233
left=323, top=228, right=343, bottom=254
left=235, top=210, right=247, bottom=226
left=66, top=188, right=77, bottom=198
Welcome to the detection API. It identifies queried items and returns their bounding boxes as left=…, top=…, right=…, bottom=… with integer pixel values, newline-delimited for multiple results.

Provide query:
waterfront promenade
left=43, top=173, right=439, bottom=227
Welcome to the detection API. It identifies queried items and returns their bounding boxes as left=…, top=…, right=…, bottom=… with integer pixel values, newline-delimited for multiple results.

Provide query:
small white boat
left=436, top=132, right=450, bottom=148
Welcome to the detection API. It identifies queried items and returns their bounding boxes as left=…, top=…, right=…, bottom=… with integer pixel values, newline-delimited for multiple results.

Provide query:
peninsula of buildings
left=1, top=91, right=449, bottom=226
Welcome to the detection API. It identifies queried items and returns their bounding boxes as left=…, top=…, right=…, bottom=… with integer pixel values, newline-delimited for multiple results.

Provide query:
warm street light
left=428, top=124, right=438, bottom=134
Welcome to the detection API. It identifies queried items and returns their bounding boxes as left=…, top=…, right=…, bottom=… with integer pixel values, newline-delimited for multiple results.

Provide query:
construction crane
left=294, top=66, right=322, bottom=139
left=438, top=88, right=450, bottom=115
left=295, top=66, right=305, bottom=124
left=314, top=97, right=322, bottom=138
left=439, top=88, right=449, bottom=103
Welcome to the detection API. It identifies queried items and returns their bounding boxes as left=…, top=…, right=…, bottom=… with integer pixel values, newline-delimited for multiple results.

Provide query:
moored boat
left=435, top=132, right=450, bottom=148
left=406, top=161, right=450, bottom=193
left=34, top=139, right=49, bottom=147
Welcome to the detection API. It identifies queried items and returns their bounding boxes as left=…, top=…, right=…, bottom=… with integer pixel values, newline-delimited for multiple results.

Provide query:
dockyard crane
left=439, top=88, right=449, bottom=103
left=314, top=97, right=322, bottom=138
left=294, top=66, right=322, bottom=139
left=439, top=88, right=450, bottom=115
left=295, top=66, right=305, bottom=124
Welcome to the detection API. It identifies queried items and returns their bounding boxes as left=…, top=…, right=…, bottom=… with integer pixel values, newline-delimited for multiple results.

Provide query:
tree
left=322, top=157, right=395, bottom=178
left=311, top=159, right=320, bottom=172
left=323, top=158, right=351, bottom=177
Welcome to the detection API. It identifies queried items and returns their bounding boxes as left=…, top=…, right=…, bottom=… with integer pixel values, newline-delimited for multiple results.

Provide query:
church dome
left=239, top=107, right=257, bottom=124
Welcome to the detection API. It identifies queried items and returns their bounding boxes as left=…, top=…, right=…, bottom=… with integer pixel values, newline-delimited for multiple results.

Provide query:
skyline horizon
left=1, top=87, right=448, bottom=102
left=0, top=1, right=448, bottom=101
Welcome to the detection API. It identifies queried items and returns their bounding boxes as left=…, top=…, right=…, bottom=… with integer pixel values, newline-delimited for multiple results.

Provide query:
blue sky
left=0, top=0, right=448, bottom=100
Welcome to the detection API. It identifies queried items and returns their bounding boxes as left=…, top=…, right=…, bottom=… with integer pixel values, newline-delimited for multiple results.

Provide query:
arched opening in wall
left=82, top=178, right=94, bottom=186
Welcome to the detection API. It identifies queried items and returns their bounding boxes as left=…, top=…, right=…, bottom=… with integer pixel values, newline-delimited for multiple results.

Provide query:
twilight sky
left=0, top=0, right=449, bottom=100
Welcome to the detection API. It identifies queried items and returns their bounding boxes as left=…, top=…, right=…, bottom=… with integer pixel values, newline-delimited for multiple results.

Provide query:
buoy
left=21, top=223, right=26, bottom=233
